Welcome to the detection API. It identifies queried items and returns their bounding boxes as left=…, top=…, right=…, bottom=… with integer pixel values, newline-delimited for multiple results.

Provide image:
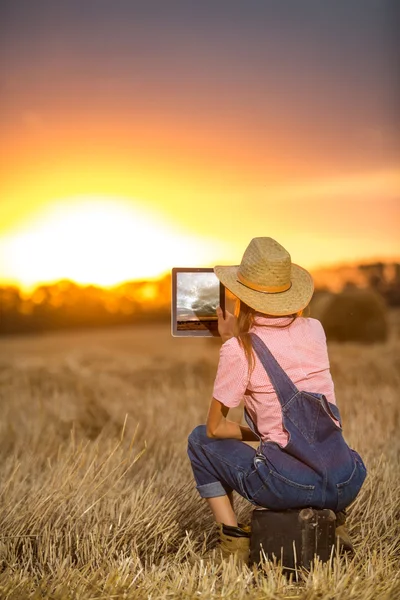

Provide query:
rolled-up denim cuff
left=196, top=481, right=227, bottom=498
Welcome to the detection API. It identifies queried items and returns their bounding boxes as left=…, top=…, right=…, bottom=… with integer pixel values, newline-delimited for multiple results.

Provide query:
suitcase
left=250, top=507, right=336, bottom=572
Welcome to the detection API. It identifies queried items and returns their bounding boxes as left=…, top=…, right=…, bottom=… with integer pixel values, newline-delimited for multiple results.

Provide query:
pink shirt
left=212, top=315, right=337, bottom=447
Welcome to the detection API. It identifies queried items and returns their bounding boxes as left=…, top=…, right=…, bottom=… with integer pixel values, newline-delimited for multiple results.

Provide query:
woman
left=187, top=237, right=367, bottom=564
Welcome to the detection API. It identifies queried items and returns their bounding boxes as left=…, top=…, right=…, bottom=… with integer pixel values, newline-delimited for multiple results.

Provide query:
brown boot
left=336, top=525, right=354, bottom=554
left=203, top=522, right=250, bottom=566
left=335, top=511, right=354, bottom=555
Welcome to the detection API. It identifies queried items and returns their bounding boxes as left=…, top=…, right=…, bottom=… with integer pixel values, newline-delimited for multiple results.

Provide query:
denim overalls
left=187, top=333, right=367, bottom=512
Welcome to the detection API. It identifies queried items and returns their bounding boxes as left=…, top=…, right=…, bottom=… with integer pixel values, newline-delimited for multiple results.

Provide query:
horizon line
left=1, top=254, right=399, bottom=294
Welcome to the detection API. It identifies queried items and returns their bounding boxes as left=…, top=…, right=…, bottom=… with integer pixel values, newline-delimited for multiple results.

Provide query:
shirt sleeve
left=212, top=337, right=249, bottom=407
left=309, top=317, right=328, bottom=345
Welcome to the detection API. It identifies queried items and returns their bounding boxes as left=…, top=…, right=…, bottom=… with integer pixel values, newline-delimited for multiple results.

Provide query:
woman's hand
left=216, top=306, right=237, bottom=343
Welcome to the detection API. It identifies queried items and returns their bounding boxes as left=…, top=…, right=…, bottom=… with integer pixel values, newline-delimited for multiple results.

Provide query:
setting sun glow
left=0, top=198, right=216, bottom=292
left=1, top=3, right=399, bottom=294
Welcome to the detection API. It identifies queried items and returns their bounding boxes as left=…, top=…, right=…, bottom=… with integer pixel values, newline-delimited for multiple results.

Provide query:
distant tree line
left=356, top=262, right=400, bottom=306
left=313, top=262, right=400, bottom=306
left=0, top=262, right=399, bottom=335
left=0, top=277, right=171, bottom=335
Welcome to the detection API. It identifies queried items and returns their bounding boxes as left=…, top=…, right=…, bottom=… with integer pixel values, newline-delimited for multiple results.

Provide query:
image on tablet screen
left=171, top=269, right=223, bottom=336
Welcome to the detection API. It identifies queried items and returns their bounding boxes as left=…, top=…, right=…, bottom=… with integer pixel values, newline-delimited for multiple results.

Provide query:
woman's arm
left=206, top=397, right=259, bottom=441
left=216, top=306, right=237, bottom=343
left=207, top=308, right=258, bottom=440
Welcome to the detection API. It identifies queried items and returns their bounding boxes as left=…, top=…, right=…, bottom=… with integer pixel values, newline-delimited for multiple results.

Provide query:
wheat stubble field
left=0, top=316, right=399, bottom=600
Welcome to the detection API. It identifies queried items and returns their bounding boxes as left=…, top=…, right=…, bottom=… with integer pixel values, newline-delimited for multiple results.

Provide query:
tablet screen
left=171, top=268, right=225, bottom=337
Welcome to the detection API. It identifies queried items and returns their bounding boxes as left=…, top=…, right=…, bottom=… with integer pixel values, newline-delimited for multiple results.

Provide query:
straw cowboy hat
left=214, top=237, right=314, bottom=316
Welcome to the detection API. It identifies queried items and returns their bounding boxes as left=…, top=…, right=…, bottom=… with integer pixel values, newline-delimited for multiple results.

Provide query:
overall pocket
left=336, top=455, right=367, bottom=512
left=239, top=461, right=316, bottom=510
left=266, top=469, right=316, bottom=509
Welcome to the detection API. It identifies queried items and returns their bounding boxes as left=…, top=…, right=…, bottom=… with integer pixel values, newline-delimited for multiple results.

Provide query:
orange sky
left=1, top=2, right=399, bottom=291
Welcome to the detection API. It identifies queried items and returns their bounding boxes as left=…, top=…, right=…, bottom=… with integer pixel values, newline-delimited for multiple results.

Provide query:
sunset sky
left=0, top=0, right=399, bottom=291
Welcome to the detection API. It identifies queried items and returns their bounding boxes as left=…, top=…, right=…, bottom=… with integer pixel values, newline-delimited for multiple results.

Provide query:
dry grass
left=0, top=317, right=399, bottom=599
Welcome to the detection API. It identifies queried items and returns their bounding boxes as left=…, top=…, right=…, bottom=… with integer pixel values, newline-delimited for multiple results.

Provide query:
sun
left=0, top=197, right=215, bottom=291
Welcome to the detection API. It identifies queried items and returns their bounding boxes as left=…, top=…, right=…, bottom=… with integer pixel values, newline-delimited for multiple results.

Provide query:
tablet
left=171, top=268, right=225, bottom=337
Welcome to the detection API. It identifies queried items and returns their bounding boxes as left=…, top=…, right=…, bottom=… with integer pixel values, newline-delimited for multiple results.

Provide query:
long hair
left=236, top=300, right=308, bottom=374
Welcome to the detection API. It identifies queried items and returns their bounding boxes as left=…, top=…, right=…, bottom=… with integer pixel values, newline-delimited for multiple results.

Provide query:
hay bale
left=309, top=291, right=335, bottom=322
left=316, top=289, right=388, bottom=343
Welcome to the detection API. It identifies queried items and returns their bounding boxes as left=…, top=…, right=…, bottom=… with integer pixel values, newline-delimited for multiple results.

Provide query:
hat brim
left=214, top=263, right=314, bottom=316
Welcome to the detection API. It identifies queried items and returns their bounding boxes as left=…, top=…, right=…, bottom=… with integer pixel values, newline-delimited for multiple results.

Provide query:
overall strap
left=250, top=332, right=299, bottom=407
